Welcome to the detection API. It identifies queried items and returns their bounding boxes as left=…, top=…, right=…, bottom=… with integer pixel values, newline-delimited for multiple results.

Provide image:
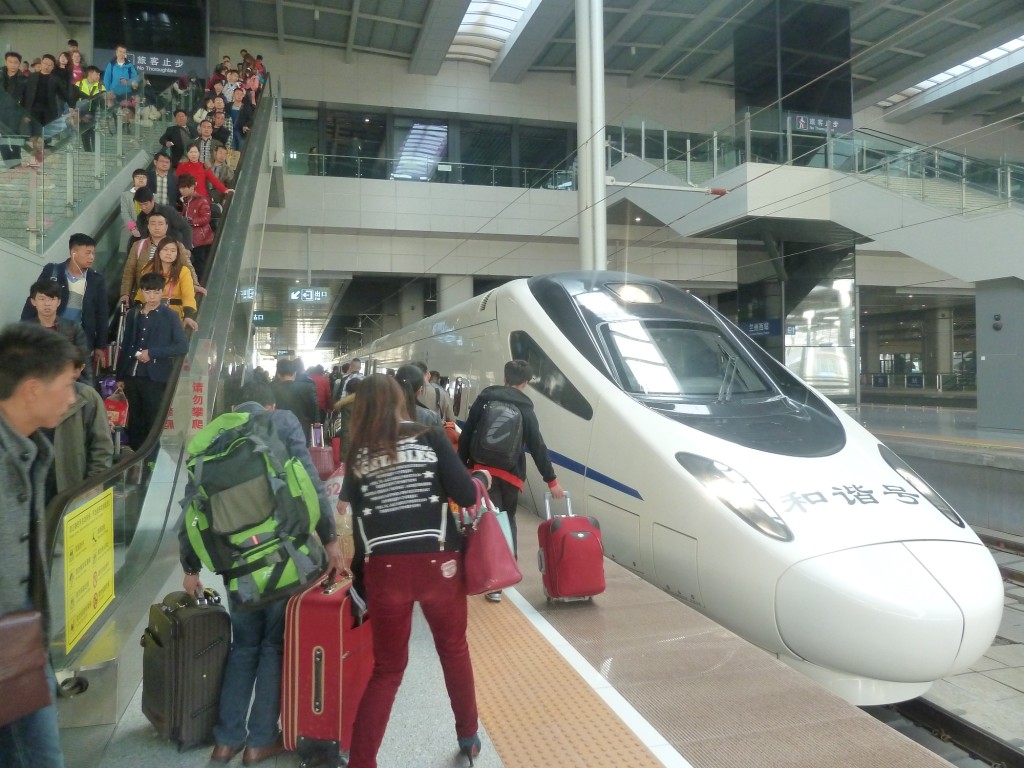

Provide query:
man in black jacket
left=458, top=359, right=565, bottom=602
left=271, top=358, right=318, bottom=446
left=20, top=233, right=108, bottom=379
left=134, top=187, right=193, bottom=249
left=20, top=54, right=69, bottom=136
left=157, top=109, right=197, bottom=167
left=1, top=51, right=27, bottom=162
left=146, top=151, right=180, bottom=206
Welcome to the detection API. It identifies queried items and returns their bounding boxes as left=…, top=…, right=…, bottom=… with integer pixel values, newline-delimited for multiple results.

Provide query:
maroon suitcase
left=282, top=575, right=373, bottom=768
left=537, top=491, right=605, bottom=601
left=309, top=446, right=335, bottom=481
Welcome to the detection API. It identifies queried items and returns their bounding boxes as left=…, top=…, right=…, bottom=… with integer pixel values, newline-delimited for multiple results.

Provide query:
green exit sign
left=252, top=310, right=283, bottom=327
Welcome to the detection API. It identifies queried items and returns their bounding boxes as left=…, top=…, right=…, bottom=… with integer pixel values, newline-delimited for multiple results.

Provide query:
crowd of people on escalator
left=0, top=44, right=269, bottom=768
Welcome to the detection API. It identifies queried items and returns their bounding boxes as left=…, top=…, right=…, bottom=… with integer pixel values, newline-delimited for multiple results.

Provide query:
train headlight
left=877, top=444, right=965, bottom=528
left=675, top=452, right=794, bottom=542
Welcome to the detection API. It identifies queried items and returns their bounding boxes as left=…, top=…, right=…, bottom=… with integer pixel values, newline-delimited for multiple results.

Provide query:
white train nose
left=775, top=541, right=1003, bottom=683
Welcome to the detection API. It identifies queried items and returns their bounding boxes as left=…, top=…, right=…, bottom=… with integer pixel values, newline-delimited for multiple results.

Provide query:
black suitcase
left=141, top=590, right=230, bottom=748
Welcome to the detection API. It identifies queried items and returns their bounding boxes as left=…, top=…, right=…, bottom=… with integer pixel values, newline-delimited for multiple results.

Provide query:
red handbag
left=460, top=479, right=522, bottom=595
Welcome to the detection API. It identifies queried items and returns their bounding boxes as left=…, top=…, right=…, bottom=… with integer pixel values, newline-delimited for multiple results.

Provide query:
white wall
left=210, top=33, right=735, bottom=134
left=2, top=23, right=93, bottom=62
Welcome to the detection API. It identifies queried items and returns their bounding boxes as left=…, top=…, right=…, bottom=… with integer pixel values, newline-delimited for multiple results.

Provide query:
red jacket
left=180, top=194, right=213, bottom=247
left=176, top=161, right=228, bottom=199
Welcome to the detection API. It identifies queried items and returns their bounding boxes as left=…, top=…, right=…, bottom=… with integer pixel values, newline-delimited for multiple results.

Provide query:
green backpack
left=181, top=410, right=327, bottom=607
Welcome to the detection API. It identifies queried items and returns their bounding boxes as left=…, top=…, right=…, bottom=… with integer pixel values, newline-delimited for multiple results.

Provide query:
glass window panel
left=392, top=116, right=448, bottom=182
left=460, top=120, right=512, bottom=186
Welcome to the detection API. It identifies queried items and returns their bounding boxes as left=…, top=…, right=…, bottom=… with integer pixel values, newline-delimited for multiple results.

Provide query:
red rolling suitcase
left=282, top=575, right=373, bottom=768
left=309, top=423, right=335, bottom=481
left=537, top=491, right=605, bottom=601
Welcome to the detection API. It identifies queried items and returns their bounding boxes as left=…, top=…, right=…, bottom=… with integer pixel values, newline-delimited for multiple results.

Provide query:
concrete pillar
left=575, top=0, right=594, bottom=269
left=438, top=274, right=473, bottom=312
left=924, top=309, right=953, bottom=374
left=861, top=327, right=880, bottom=374
left=399, top=281, right=424, bottom=328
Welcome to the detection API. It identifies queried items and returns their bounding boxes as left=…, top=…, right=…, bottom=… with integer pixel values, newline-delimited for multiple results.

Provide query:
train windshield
left=600, top=320, right=772, bottom=399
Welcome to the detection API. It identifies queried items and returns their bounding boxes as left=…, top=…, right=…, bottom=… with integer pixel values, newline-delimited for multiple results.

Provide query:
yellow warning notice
left=64, top=488, right=115, bottom=652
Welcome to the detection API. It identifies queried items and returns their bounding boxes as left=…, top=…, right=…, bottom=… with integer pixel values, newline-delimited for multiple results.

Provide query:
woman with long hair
left=394, top=364, right=441, bottom=427
left=342, top=374, right=489, bottom=768
left=135, top=237, right=198, bottom=331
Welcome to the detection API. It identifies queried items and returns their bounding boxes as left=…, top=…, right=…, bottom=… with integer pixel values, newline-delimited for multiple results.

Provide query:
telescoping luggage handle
left=543, top=490, right=573, bottom=520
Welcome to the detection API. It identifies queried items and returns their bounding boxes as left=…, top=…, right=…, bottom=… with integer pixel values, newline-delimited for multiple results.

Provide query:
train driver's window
left=509, top=331, right=593, bottom=420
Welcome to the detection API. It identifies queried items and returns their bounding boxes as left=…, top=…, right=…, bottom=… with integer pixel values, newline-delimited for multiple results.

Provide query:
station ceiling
left=7, top=1, right=1024, bottom=125
left=3, top=0, right=989, bottom=351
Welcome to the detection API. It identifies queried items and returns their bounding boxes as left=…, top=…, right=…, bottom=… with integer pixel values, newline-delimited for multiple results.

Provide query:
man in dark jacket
left=146, top=151, right=179, bottom=206
left=20, top=233, right=108, bottom=378
left=1, top=51, right=27, bottom=162
left=459, top=359, right=564, bottom=601
left=134, top=187, right=193, bottom=249
left=271, top=358, right=318, bottom=446
left=158, top=109, right=197, bottom=167
left=20, top=54, right=69, bottom=135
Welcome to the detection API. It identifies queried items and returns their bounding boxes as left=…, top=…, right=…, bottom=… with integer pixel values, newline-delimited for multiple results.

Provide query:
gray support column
left=438, top=274, right=473, bottom=311
left=575, top=0, right=594, bottom=269
left=399, top=281, right=424, bottom=328
left=925, top=309, right=953, bottom=374
left=588, top=0, right=607, bottom=270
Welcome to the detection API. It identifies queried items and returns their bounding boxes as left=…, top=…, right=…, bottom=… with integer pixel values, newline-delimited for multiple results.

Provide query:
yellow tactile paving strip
left=466, top=594, right=664, bottom=768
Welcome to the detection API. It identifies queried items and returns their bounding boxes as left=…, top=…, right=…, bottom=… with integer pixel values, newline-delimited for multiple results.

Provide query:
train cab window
left=509, top=331, right=593, bottom=420
left=600, top=320, right=770, bottom=398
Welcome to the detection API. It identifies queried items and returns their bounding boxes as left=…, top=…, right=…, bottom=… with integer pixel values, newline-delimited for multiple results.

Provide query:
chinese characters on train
left=780, top=484, right=920, bottom=513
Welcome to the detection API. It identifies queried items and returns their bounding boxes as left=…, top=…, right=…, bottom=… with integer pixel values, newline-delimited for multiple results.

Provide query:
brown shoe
left=210, top=743, right=243, bottom=763
left=241, top=738, right=286, bottom=766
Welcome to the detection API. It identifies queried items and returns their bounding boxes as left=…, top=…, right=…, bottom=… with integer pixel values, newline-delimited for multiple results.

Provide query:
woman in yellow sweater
left=135, top=237, right=198, bottom=331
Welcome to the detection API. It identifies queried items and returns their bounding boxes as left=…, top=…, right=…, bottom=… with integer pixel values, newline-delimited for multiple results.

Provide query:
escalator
left=42, top=82, right=277, bottom=752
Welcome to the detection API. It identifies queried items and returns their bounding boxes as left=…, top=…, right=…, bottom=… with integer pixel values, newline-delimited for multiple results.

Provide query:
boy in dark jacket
left=116, top=273, right=189, bottom=453
left=458, top=359, right=565, bottom=601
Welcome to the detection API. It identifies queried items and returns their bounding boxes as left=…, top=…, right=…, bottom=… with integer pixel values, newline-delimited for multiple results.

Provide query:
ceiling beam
left=629, top=0, right=733, bottom=87
left=32, top=0, right=72, bottom=40
left=603, top=0, right=657, bottom=54
left=409, top=0, right=470, bottom=75
left=490, top=0, right=574, bottom=84
left=275, top=0, right=285, bottom=52
left=883, top=46, right=1024, bottom=123
left=853, top=9, right=1024, bottom=110
left=345, top=0, right=362, bottom=64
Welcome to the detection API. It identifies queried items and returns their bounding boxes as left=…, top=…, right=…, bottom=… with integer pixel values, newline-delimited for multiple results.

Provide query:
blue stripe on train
left=547, top=450, right=644, bottom=500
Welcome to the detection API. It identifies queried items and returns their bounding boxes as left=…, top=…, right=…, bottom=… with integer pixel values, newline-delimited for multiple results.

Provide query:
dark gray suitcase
left=141, top=590, right=230, bottom=748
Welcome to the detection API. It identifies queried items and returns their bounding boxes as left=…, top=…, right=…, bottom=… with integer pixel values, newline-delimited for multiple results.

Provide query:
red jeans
left=348, top=552, right=478, bottom=768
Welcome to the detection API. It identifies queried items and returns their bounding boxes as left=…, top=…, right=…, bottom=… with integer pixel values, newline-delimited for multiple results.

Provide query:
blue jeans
left=212, top=598, right=287, bottom=749
left=0, top=664, right=65, bottom=768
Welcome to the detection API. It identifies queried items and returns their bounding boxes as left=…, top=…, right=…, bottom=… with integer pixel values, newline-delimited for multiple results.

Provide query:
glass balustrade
left=0, top=88, right=175, bottom=253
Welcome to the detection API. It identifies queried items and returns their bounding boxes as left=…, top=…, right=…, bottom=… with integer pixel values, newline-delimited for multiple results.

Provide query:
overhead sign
left=64, top=488, right=115, bottom=652
left=289, top=287, right=330, bottom=303
left=238, top=286, right=257, bottom=302
left=93, top=48, right=208, bottom=80
left=253, top=310, right=284, bottom=327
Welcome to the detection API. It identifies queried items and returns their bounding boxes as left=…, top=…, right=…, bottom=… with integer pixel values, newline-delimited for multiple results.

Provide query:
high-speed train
left=355, top=271, right=1003, bottom=705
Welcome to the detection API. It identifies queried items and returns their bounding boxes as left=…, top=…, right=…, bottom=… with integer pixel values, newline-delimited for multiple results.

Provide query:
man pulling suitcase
left=458, top=359, right=565, bottom=602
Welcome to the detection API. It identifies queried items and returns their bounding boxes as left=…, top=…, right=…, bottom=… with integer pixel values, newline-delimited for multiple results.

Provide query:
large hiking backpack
left=182, top=411, right=327, bottom=608
left=469, top=399, right=524, bottom=472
